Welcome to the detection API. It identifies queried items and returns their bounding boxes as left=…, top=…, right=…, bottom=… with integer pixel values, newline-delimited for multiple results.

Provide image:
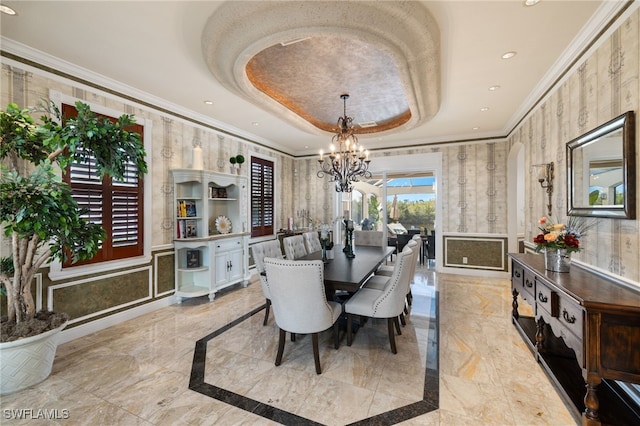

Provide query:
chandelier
left=317, top=94, right=371, bottom=192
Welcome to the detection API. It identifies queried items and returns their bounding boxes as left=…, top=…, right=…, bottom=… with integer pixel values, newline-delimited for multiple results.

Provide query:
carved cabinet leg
left=512, top=288, right=519, bottom=321
left=535, top=317, right=545, bottom=353
left=582, top=374, right=601, bottom=425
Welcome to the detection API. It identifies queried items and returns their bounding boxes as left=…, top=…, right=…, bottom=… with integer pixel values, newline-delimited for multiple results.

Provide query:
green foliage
left=0, top=164, right=105, bottom=263
left=0, top=100, right=148, bottom=324
left=229, top=156, right=237, bottom=164
left=235, top=154, right=245, bottom=164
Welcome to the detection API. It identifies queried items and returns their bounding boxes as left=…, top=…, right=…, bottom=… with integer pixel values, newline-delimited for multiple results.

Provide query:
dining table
left=298, top=244, right=395, bottom=294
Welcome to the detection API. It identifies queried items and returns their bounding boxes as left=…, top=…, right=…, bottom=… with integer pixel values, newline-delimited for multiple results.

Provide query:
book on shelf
left=177, top=200, right=197, bottom=217
left=186, top=250, right=201, bottom=268
left=176, top=219, right=198, bottom=239
left=209, top=187, right=228, bottom=199
left=185, top=220, right=198, bottom=238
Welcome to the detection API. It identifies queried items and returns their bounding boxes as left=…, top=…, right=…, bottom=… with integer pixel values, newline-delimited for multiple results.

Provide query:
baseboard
left=58, top=297, right=175, bottom=344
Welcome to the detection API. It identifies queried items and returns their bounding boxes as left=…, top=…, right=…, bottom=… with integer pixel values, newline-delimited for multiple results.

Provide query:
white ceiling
left=0, top=1, right=626, bottom=157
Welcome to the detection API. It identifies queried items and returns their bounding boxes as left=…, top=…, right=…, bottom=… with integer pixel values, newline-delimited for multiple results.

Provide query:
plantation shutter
left=251, top=156, right=274, bottom=237
left=62, top=103, right=144, bottom=266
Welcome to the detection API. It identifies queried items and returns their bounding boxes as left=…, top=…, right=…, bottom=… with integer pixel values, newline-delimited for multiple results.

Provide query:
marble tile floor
left=0, top=265, right=576, bottom=425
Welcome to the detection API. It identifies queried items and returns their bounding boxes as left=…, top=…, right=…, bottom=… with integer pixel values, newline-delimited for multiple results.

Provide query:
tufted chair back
left=263, top=257, right=342, bottom=374
left=354, top=230, right=385, bottom=247
left=283, top=235, right=308, bottom=260
left=371, top=246, right=414, bottom=317
left=344, top=245, right=414, bottom=353
left=250, top=240, right=284, bottom=325
left=303, top=231, right=323, bottom=253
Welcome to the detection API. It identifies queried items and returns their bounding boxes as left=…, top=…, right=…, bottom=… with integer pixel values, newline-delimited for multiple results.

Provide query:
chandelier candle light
left=317, top=94, right=372, bottom=192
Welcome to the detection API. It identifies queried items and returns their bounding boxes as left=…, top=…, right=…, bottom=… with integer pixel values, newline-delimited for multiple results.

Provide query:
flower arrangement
left=533, top=216, right=595, bottom=254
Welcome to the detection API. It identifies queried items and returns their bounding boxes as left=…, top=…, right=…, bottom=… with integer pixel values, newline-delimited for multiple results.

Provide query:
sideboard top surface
left=509, top=253, right=640, bottom=311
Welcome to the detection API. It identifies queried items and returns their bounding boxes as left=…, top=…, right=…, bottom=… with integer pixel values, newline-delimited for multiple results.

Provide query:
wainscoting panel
left=48, top=267, right=152, bottom=326
left=444, top=236, right=508, bottom=271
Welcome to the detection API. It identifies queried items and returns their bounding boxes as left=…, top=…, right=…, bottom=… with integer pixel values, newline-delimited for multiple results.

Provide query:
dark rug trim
left=189, top=292, right=440, bottom=425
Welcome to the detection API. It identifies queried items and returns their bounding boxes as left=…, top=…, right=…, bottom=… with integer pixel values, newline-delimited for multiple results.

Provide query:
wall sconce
left=532, top=162, right=554, bottom=216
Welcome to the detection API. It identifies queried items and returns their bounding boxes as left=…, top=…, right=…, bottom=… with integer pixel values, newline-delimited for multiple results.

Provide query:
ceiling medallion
left=317, top=94, right=371, bottom=193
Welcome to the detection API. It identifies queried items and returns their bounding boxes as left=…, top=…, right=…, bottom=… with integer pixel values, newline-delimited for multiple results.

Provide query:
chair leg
left=394, top=316, right=402, bottom=335
left=407, top=289, right=413, bottom=305
left=263, top=299, right=271, bottom=326
left=275, top=328, right=286, bottom=366
left=399, top=312, right=406, bottom=326
left=312, top=333, right=322, bottom=374
left=333, top=320, right=340, bottom=349
left=387, top=318, right=398, bottom=354
left=347, top=314, right=353, bottom=346
left=291, top=333, right=296, bottom=342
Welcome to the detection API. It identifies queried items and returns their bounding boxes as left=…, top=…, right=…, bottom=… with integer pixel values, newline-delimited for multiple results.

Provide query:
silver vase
left=544, top=248, right=571, bottom=272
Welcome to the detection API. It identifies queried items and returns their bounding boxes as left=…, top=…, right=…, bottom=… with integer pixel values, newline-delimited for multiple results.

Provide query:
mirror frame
left=567, top=111, right=635, bottom=219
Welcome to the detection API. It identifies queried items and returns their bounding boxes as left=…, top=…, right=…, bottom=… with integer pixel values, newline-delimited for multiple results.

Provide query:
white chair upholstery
left=354, top=230, right=384, bottom=247
left=250, top=240, right=284, bottom=325
left=344, top=246, right=414, bottom=353
left=374, top=238, right=419, bottom=278
left=303, top=231, right=323, bottom=253
left=263, top=258, right=342, bottom=374
left=283, top=235, right=308, bottom=260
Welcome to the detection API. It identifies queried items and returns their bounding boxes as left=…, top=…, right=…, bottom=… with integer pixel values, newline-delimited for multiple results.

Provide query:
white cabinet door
left=228, top=248, right=244, bottom=282
left=214, top=251, right=230, bottom=287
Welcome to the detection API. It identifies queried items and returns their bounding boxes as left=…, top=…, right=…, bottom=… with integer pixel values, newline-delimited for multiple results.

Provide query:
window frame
left=61, top=103, right=144, bottom=267
left=48, top=92, right=152, bottom=281
left=249, top=152, right=276, bottom=239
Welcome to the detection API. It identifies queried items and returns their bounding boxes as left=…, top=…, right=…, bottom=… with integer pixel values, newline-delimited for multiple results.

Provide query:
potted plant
left=0, top=101, right=147, bottom=394
left=229, top=154, right=244, bottom=174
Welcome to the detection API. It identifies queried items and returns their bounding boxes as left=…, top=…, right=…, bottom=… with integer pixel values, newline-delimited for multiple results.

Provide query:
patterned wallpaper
left=1, top=6, right=638, bottom=286
left=511, top=8, right=639, bottom=284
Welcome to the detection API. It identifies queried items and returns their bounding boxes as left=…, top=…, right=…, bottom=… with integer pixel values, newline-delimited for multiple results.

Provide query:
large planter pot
left=544, top=248, right=571, bottom=272
left=0, top=322, right=66, bottom=395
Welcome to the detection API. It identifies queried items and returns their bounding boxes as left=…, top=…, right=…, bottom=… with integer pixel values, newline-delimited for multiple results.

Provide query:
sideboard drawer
left=522, top=269, right=536, bottom=299
left=558, top=295, right=583, bottom=339
left=535, top=279, right=558, bottom=318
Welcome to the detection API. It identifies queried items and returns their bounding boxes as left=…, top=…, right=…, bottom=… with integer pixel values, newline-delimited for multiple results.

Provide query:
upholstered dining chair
left=374, top=237, right=419, bottom=278
left=303, top=231, right=323, bottom=253
left=283, top=235, right=308, bottom=260
left=344, top=245, right=414, bottom=354
left=263, top=258, right=342, bottom=374
left=353, top=230, right=385, bottom=247
left=250, top=240, right=284, bottom=326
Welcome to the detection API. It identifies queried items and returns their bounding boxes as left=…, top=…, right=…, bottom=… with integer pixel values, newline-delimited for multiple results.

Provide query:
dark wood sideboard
left=509, top=253, right=640, bottom=425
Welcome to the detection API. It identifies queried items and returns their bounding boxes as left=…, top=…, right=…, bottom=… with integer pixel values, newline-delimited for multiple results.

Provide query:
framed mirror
left=567, top=111, right=635, bottom=218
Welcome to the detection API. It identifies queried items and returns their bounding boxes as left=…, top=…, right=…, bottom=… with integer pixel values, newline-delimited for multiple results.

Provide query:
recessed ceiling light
left=304, top=145, right=309, bottom=149
left=0, top=5, right=17, bottom=15
left=488, top=85, right=500, bottom=91
left=252, top=122, right=259, bottom=126
left=480, top=107, right=490, bottom=112
left=472, top=127, right=480, bottom=131
left=502, top=51, right=517, bottom=60
left=523, top=0, right=540, bottom=6
left=203, top=100, right=213, bottom=105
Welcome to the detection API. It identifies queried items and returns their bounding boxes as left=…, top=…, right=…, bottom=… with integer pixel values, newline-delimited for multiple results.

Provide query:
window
left=251, top=156, right=274, bottom=237
left=62, top=104, right=144, bottom=267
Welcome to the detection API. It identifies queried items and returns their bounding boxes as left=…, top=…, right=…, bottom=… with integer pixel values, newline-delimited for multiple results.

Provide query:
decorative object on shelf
left=531, top=162, right=554, bottom=216
left=215, top=215, right=232, bottom=234
left=229, top=154, right=244, bottom=174
left=192, top=145, right=203, bottom=170
left=317, top=94, right=371, bottom=192
left=533, top=216, right=596, bottom=272
left=186, top=250, right=201, bottom=268
left=343, top=219, right=355, bottom=258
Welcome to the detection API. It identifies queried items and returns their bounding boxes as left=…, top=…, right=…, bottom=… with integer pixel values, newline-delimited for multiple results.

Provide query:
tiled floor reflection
left=0, top=264, right=576, bottom=425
